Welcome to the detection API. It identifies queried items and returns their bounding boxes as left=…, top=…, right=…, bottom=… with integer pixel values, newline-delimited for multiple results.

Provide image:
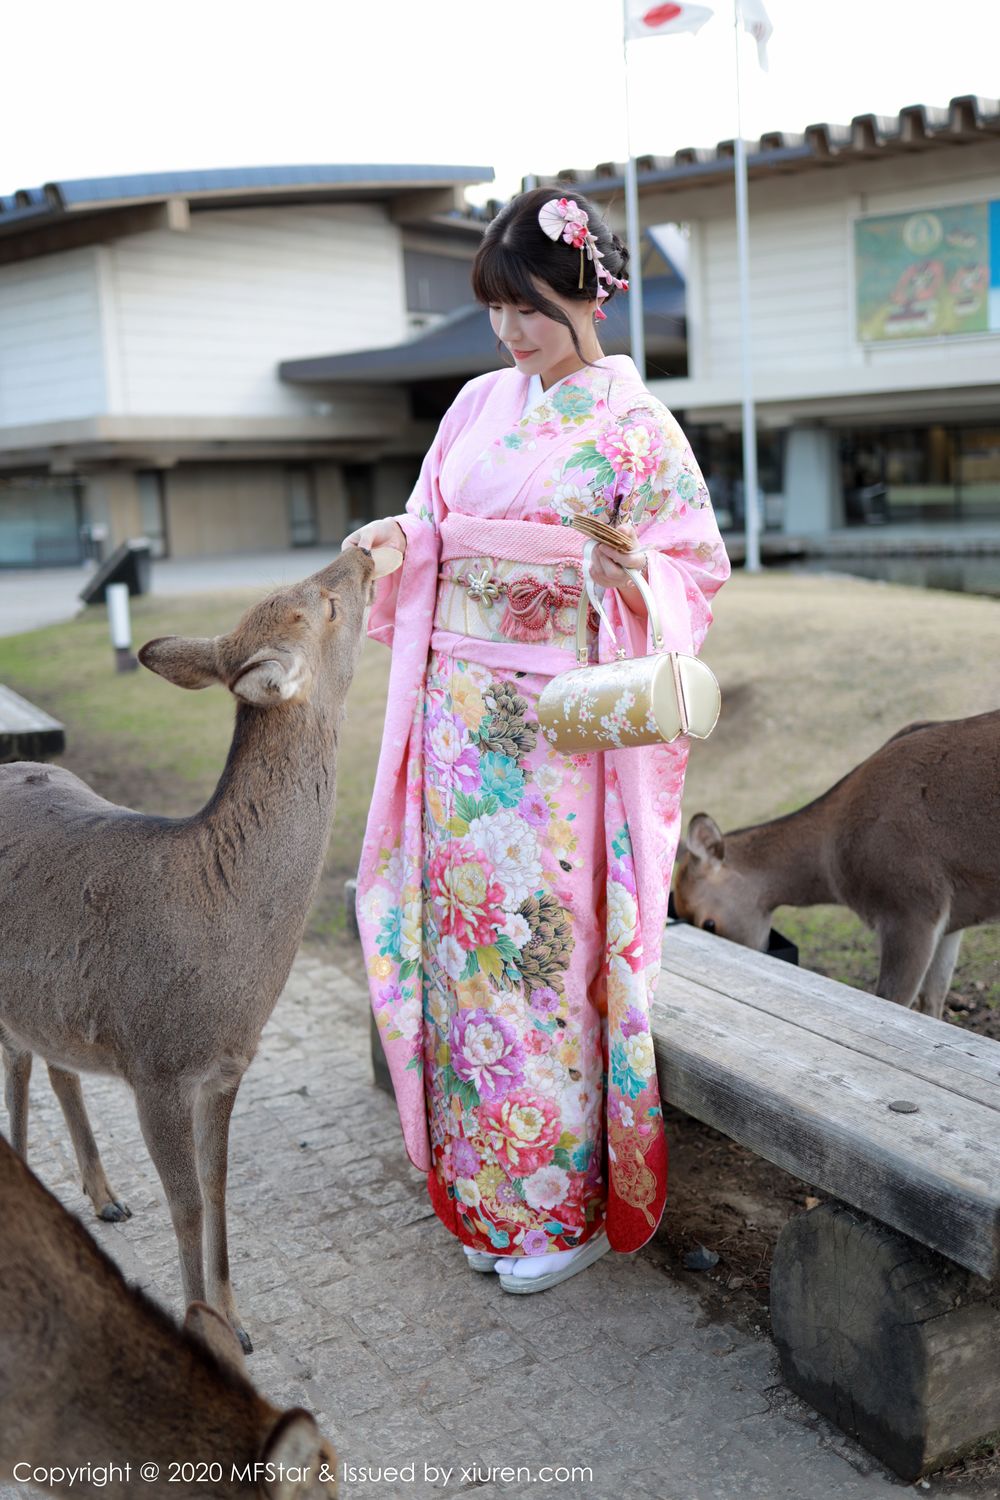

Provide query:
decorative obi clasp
left=437, top=558, right=596, bottom=646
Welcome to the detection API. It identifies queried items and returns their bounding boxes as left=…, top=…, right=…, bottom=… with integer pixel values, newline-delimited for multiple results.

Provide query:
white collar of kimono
left=522, top=358, right=618, bottom=419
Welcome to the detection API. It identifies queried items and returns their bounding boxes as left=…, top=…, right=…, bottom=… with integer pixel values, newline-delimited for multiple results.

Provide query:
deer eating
left=673, top=712, right=1000, bottom=1016
left=0, top=547, right=375, bottom=1351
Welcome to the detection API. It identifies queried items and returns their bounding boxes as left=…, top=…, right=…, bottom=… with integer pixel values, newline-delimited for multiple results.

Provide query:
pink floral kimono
left=358, top=354, right=729, bottom=1258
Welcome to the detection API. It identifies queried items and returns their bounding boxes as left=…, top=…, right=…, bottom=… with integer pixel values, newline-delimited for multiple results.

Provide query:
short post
left=106, top=582, right=138, bottom=672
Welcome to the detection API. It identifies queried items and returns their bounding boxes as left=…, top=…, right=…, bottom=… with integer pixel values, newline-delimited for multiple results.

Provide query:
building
left=279, top=222, right=688, bottom=423
left=0, top=163, right=491, bottom=566
left=546, top=94, right=1000, bottom=537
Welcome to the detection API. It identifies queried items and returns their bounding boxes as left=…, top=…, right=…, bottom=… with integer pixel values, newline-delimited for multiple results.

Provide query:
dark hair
left=472, top=187, right=630, bottom=365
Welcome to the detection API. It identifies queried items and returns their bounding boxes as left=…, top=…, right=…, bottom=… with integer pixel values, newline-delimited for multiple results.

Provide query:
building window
left=136, top=470, right=169, bottom=558
left=342, top=464, right=375, bottom=534
left=0, top=476, right=83, bottom=568
left=839, top=424, right=1000, bottom=524
left=687, top=426, right=785, bottom=532
left=287, top=466, right=318, bottom=547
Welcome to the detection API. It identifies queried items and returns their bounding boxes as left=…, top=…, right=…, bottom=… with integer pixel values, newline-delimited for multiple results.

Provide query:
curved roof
left=0, top=162, right=494, bottom=232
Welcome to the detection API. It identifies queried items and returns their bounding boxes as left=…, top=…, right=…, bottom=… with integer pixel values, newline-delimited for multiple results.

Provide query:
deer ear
left=183, top=1301, right=247, bottom=1378
left=139, top=636, right=221, bottom=690
left=231, top=653, right=311, bottom=706
left=686, top=813, right=725, bottom=863
left=261, top=1410, right=324, bottom=1499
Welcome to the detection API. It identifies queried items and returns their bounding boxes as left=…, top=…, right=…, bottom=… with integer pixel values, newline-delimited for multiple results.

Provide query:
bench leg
left=770, top=1201, right=1000, bottom=1480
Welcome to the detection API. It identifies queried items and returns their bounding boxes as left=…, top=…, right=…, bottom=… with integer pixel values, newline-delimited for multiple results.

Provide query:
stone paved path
left=1, top=952, right=954, bottom=1500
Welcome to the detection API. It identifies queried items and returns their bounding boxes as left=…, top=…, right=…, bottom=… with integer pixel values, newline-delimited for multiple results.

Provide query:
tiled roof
left=532, top=94, right=1000, bottom=198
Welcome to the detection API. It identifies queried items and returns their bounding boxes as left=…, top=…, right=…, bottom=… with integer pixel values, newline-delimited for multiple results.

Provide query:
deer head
left=138, top=548, right=376, bottom=710
left=673, top=812, right=772, bottom=951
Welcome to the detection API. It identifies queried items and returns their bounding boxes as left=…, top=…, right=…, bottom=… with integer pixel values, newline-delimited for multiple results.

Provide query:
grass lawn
left=2, top=570, right=999, bottom=1031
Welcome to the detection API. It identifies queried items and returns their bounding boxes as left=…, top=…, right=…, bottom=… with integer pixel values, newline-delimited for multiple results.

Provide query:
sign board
left=855, top=201, right=1000, bottom=343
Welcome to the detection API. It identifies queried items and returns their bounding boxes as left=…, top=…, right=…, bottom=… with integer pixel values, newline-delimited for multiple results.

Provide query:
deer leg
left=875, top=918, right=944, bottom=1010
left=194, top=1081, right=251, bottom=1353
left=916, top=930, right=962, bottom=1020
left=46, top=1064, right=132, bottom=1222
left=134, top=1083, right=206, bottom=1308
left=2, top=1041, right=32, bottom=1157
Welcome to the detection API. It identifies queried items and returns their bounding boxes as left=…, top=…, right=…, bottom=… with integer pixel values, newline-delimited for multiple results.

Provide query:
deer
left=0, top=1136, right=338, bottom=1498
left=0, top=546, right=376, bottom=1353
left=673, top=710, right=1000, bottom=1018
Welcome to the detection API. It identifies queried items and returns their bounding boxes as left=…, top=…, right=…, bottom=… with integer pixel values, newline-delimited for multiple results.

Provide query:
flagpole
left=621, top=19, right=646, bottom=380
left=733, top=0, right=761, bottom=572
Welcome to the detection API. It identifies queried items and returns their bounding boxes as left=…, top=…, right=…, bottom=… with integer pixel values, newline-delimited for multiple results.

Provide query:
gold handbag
left=537, top=548, right=721, bottom=753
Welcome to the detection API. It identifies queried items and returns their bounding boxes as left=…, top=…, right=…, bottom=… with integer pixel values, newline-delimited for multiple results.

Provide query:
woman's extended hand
left=342, top=517, right=407, bottom=556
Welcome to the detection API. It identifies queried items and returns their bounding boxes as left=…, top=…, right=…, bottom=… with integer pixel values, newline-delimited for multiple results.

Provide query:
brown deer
left=673, top=712, right=1000, bottom=1017
left=0, top=1137, right=338, bottom=1498
left=0, top=547, right=375, bottom=1351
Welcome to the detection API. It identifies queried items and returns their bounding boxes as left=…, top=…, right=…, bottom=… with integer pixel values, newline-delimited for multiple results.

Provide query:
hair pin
left=537, top=198, right=628, bottom=319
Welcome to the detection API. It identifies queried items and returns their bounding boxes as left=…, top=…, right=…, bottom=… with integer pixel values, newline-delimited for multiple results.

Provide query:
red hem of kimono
left=606, top=1122, right=668, bottom=1253
left=424, top=1131, right=667, bottom=1256
left=426, top=1168, right=615, bottom=1256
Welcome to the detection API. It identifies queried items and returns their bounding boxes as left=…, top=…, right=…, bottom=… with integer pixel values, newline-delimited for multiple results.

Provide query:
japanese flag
left=737, top=0, right=773, bottom=69
left=624, top=2, right=715, bottom=41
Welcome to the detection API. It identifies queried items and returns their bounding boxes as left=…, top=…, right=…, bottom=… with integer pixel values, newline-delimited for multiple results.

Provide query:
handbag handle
left=576, top=538, right=665, bottom=664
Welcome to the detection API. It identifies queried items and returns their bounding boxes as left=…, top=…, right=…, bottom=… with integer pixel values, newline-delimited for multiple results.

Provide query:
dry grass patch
left=3, top=570, right=1000, bottom=1009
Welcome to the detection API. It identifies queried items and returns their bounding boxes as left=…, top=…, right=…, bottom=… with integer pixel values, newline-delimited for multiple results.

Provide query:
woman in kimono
left=345, top=188, right=729, bottom=1293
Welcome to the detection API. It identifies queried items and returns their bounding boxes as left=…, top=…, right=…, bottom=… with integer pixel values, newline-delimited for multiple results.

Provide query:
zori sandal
left=462, top=1246, right=501, bottom=1273
left=497, top=1231, right=612, bottom=1294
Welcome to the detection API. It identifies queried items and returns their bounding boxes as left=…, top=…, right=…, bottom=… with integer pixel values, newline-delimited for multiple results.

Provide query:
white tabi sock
left=493, top=1241, right=591, bottom=1280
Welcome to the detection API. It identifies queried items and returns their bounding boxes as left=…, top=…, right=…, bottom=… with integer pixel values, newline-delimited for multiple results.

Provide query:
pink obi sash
left=436, top=513, right=595, bottom=656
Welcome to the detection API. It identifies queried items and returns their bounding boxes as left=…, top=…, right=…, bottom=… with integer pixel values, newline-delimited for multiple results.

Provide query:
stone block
left=771, top=1201, right=1000, bottom=1479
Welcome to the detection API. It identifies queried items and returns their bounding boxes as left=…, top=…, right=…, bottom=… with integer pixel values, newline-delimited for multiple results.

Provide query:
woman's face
left=488, top=280, right=601, bottom=388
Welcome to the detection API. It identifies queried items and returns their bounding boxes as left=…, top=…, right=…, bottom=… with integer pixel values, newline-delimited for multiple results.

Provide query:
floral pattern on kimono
left=417, top=655, right=608, bottom=1252
left=358, top=355, right=730, bottom=1255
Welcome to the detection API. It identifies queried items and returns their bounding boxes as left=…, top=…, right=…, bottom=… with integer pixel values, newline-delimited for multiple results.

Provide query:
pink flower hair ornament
left=537, top=197, right=629, bottom=321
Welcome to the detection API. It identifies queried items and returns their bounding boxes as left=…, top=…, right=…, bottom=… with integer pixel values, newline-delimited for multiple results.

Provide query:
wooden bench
left=351, top=870, right=1000, bottom=1479
left=656, top=924, right=1000, bottom=1481
left=0, top=684, right=65, bottom=764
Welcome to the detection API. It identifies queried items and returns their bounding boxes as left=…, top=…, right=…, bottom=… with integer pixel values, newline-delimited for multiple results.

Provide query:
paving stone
left=0, top=947, right=914, bottom=1500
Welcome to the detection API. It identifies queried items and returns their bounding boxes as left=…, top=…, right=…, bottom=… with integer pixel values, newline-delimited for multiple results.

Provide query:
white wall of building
left=102, top=202, right=408, bottom=418
left=653, top=144, right=1000, bottom=416
left=0, top=202, right=409, bottom=431
left=0, top=248, right=106, bottom=426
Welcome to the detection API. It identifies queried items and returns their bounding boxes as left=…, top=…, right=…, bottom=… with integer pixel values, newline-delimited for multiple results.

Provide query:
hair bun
left=609, top=230, right=630, bottom=277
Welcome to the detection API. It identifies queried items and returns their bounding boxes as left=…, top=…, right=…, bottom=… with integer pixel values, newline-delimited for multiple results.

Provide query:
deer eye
left=702, top=918, right=716, bottom=933
left=323, top=594, right=337, bottom=622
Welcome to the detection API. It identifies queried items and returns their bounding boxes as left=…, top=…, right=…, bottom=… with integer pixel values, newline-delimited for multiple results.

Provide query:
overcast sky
left=3, top=0, right=998, bottom=207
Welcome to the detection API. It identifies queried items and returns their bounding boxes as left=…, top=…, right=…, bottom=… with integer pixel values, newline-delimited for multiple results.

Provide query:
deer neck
left=731, top=802, right=837, bottom=914
left=67, top=1331, right=271, bottom=1487
left=194, top=698, right=339, bottom=879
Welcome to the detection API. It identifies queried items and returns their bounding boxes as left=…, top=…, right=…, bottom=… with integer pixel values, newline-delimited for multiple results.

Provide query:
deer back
left=0, top=1140, right=336, bottom=1497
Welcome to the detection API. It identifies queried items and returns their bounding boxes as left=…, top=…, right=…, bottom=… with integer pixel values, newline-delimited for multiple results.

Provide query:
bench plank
left=0, top=684, right=65, bottom=763
left=662, top=923, right=1000, bottom=1112
left=652, top=945, right=1000, bottom=1277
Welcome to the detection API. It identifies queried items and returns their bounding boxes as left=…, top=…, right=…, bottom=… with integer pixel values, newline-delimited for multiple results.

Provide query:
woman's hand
left=588, top=524, right=647, bottom=592
left=342, top=517, right=407, bottom=556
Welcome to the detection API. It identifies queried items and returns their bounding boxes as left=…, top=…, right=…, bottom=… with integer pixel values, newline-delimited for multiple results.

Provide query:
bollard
left=107, top=582, right=138, bottom=672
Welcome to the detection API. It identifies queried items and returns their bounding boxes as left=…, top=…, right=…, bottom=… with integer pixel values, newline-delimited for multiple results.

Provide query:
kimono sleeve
left=366, top=421, right=446, bottom=648
left=578, top=401, right=730, bottom=661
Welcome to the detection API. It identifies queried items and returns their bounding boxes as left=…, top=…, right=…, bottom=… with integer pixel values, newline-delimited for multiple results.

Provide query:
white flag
left=624, top=2, right=715, bottom=41
left=737, top=0, right=773, bottom=70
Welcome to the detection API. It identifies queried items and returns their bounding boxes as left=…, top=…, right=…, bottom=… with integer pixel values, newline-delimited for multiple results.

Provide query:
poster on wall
left=855, top=201, right=1000, bottom=342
